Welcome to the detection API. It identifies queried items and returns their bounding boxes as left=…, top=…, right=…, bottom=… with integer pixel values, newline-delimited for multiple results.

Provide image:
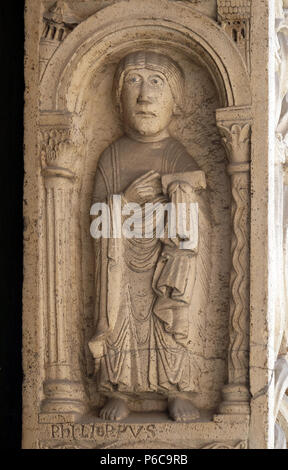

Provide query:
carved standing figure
left=89, top=51, right=210, bottom=421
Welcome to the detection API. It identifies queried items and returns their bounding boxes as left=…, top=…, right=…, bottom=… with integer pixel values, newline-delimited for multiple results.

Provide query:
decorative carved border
left=201, top=440, right=247, bottom=449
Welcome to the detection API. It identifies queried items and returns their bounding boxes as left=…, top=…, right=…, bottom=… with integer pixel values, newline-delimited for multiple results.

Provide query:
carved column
left=216, top=106, right=252, bottom=414
left=39, top=111, right=85, bottom=417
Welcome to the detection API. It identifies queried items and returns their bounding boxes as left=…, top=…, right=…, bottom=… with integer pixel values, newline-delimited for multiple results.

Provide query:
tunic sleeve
left=92, top=147, right=113, bottom=203
left=89, top=144, right=123, bottom=362
left=163, top=139, right=199, bottom=174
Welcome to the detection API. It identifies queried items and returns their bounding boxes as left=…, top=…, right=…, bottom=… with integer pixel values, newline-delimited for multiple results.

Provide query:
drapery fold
left=88, top=137, right=211, bottom=394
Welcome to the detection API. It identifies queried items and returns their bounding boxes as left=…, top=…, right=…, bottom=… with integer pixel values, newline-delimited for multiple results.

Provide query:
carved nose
left=137, top=83, right=152, bottom=104
left=137, top=96, right=150, bottom=104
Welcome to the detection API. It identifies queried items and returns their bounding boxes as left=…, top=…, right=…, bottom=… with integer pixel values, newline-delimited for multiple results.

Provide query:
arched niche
left=38, top=0, right=252, bottom=415
left=78, top=46, right=232, bottom=412
left=40, top=0, right=251, bottom=112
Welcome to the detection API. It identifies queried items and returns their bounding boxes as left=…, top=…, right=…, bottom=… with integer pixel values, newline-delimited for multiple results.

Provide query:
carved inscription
left=50, top=423, right=157, bottom=441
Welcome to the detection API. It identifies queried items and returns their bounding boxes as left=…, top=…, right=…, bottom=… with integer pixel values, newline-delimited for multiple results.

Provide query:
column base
left=39, top=412, right=82, bottom=424
left=218, top=383, right=250, bottom=415
left=41, top=380, right=86, bottom=416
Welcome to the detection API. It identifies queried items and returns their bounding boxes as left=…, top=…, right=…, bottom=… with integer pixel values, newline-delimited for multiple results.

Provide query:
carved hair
left=113, top=50, right=185, bottom=112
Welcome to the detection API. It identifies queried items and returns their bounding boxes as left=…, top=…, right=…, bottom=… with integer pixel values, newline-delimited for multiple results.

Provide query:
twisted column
left=216, top=106, right=252, bottom=414
left=39, top=112, right=84, bottom=417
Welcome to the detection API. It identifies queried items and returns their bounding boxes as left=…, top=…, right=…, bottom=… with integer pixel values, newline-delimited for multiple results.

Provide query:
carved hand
left=124, top=170, right=162, bottom=204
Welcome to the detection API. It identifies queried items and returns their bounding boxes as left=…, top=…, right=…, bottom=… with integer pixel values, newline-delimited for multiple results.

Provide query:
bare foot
left=168, top=397, right=200, bottom=422
left=99, top=397, right=130, bottom=421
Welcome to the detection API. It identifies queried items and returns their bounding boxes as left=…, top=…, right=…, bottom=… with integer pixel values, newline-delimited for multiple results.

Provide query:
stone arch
left=40, top=0, right=251, bottom=112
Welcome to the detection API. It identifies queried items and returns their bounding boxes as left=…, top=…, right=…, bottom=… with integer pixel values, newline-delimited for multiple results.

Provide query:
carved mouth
left=136, top=111, right=157, bottom=117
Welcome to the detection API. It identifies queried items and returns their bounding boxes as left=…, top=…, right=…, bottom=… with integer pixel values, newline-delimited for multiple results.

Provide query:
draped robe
left=89, top=135, right=210, bottom=398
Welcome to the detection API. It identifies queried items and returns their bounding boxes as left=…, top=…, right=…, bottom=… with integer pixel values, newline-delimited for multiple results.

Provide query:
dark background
left=0, top=2, right=24, bottom=449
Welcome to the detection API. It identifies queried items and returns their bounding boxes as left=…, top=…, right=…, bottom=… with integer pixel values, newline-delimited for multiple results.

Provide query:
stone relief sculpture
left=27, top=0, right=288, bottom=449
left=88, top=51, right=210, bottom=422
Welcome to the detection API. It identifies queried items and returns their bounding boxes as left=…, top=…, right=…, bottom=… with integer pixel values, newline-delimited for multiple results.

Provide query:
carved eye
left=126, top=74, right=141, bottom=84
left=149, top=75, right=163, bottom=86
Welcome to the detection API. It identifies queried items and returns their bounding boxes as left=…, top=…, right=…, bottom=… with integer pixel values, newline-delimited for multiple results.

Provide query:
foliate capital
left=40, top=111, right=82, bottom=180
left=216, top=106, right=252, bottom=167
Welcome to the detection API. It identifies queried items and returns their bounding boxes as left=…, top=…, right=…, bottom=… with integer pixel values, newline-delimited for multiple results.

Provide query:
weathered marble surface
left=23, top=0, right=288, bottom=449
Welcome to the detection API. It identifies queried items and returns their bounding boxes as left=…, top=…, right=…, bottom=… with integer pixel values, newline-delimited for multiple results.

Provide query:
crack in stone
left=251, top=370, right=274, bottom=401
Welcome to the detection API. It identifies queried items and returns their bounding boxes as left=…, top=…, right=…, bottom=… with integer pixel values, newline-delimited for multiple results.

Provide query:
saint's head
left=113, top=51, right=185, bottom=140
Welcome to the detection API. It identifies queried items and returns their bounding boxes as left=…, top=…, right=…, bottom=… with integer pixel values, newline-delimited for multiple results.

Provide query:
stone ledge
left=37, top=412, right=249, bottom=449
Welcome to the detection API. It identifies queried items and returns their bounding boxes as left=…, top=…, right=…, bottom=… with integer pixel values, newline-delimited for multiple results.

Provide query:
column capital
left=216, top=106, right=252, bottom=167
left=39, top=111, right=82, bottom=181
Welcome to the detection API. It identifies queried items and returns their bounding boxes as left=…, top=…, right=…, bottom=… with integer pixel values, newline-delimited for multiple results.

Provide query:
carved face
left=121, top=68, right=175, bottom=137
